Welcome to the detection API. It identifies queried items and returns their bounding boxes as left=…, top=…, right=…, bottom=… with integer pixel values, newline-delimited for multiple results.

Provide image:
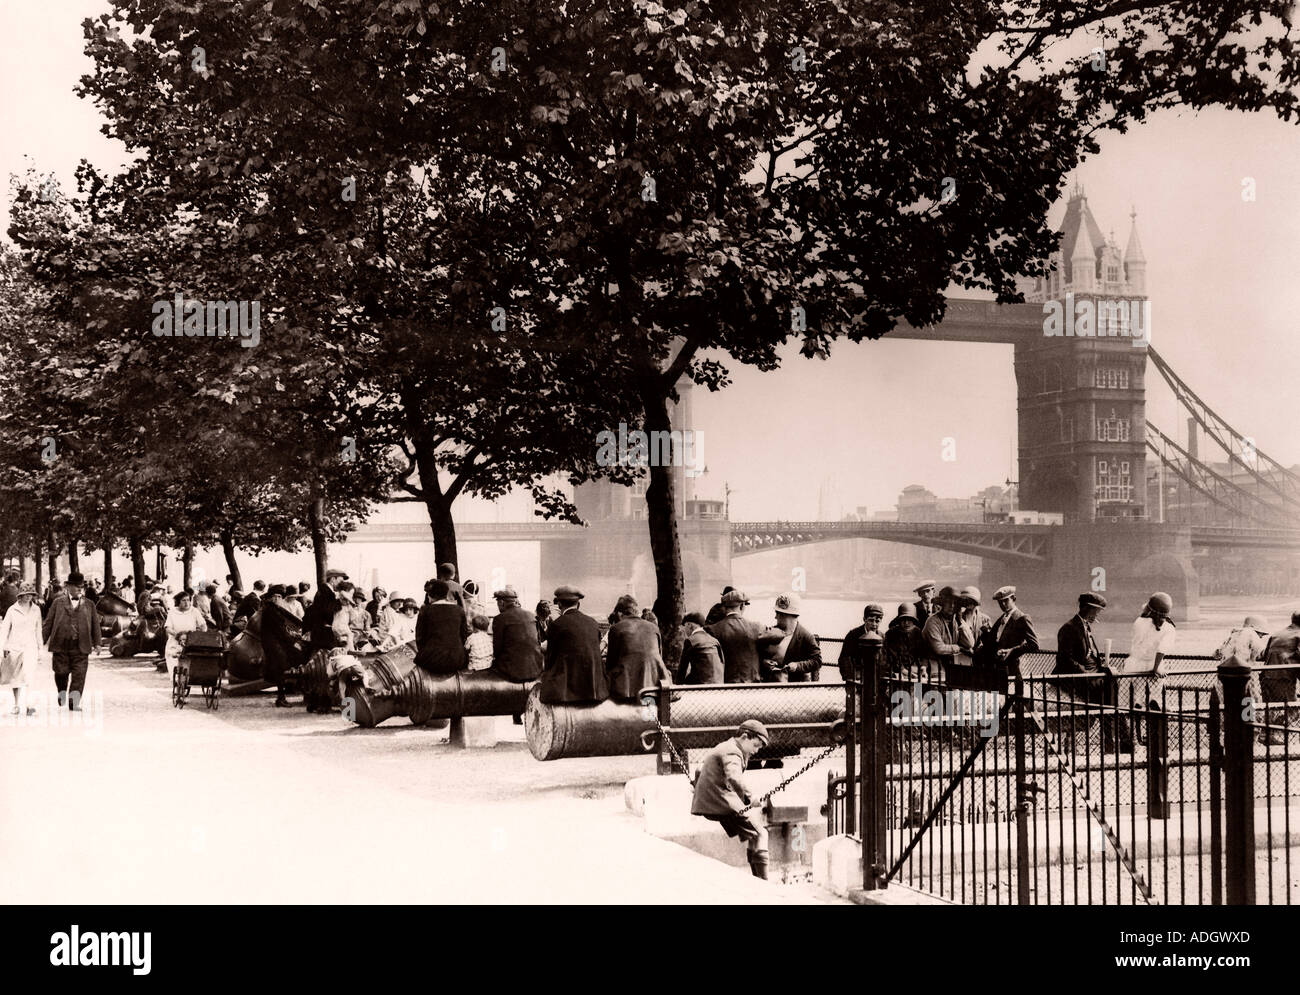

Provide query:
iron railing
left=841, top=635, right=1298, bottom=906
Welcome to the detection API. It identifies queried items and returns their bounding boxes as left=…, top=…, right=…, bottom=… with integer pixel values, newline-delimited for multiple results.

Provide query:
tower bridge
left=353, top=188, right=1298, bottom=619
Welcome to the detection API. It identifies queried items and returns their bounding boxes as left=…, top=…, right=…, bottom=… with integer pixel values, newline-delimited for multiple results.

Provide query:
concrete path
left=0, top=652, right=840, bottom=904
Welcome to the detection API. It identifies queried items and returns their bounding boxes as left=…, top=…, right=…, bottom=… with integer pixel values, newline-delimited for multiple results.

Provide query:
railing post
left=656, top=679, right=673, bottom=776
left=845, top=651, right=857, bottom=837
left=1013, top=672, right=1031, bottom=905
left=1209, top=693, right=1223, bottom=905
left=860, top=631, right=887, bottom=891
left=1219, top=659, right=1256, bottom=905
left=1146, top=699, right=1169, bottom=820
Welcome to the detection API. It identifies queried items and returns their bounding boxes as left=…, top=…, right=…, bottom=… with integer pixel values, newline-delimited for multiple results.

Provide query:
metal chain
left=739, top=741, right=841, bottom=813
left=646, top=710, right=699, bottom=786
left=647, top=708, right=841, bottom=807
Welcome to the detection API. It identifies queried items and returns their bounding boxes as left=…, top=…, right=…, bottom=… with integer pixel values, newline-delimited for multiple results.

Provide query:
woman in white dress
left=164, top=590, right=206, bottom=678
left=0, top=583, right=43, bottom=716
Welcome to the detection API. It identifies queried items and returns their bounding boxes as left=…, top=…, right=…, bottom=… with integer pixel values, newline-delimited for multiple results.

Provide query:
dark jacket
left=678, top=628, right=724, bottom=685
left=210, top=595, right=232, bottom=633
left=415, top=602, right=469, bottom=675
left=539, top=607, right=607, bottom=704
left=0, top=581, right=18, bottom=618
left=913, top=599, right=934, bottom=628
left=883, top=620, right=925, bottom=676
left=491, top=605, right=544, bottom=682
left=691, top=738, right=751, bottom=817
left=762, top=622, right=822, bottom=682
left=606, top=616, right=668, bottom=701
left=707, top=613, right=783, bottom=684
left=1054, top=614, right=1104, bottom=676
left=305, top=585, right=341, bottom=651
left=42, top=593, right=100, bottom=655
left=988, top=607, right=1038, bottom=666
left=1261, top=624, right=1300, bottom=702
left=236, top=590, right=263, bottom=622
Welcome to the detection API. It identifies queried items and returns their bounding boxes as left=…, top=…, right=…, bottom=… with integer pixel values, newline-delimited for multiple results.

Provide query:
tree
left=69, top=0, right=1300, bottom=657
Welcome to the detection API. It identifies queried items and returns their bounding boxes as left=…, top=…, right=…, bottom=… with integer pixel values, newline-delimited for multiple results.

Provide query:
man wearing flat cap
left=42, top=571, right=100, bottom=709
left=987, top=586, right=1038, bottom=670
left=1055, top=592, right=1131, bottom=751
left=839, top=603, right=886, bottom=680
left=913, top=581, right=937, bottom=627
left=605, top=594, right=671, bottom=702
left=691, top=719, right=773, bottom=879
left=539, top=586, right=607, bottom=704
left=490, top=586, right=543, bottom=684
left=706, top=589, right=783, bottom=684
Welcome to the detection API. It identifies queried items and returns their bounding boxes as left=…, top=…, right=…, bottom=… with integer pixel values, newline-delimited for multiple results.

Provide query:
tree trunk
left=641, top=391, right=685, bottom=663
left=308, top=498, right=329, bottom=588
left=34, top=541, right=42, bottom=592
left=67, top=541, right=79, bottom=574
left=17, top=555, right=27, bottom=579
left=182, top=541, right=194, bottom=590
left=219, top=528, right=242, bottom=591
left=103, top=544, right=114, bottom=590
left=47, top=532, right=59, bottom=587
left=410, top=432, right=458, bottom=571
left=129, top=536, right=147, bottom=593
left=155, top=545, right=167, bottom=583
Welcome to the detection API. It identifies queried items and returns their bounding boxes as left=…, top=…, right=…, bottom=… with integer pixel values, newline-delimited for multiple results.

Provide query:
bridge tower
left=1016, top=185, right=1150, bottom=522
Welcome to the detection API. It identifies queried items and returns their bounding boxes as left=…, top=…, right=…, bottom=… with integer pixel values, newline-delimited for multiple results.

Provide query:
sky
left=3, top=1, right=1299, bottom=523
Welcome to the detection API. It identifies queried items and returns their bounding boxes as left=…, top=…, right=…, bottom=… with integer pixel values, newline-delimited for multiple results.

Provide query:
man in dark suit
left=605, top=595, right=671, bottom=702
left=0, top=571, right=20, bottom=618
left=987, top=586, right=1039, bottom=670
left=539, top=586, right=607, bottom=704
left=1055, top=592, right=1129, bottom=750
left=691, top=719, right=772, bottom=879
left=305, top=569, right=346, bottom=653
left=678, top=612, right=724, bottom=685
left=707, top=590, right=783, bottom=684
left=42, top=571, right=100, bottom=709
left=763, top=593, right=822, bottom=682
left=236, top=581, right=265, bottom=624
left=490, top=586, right=544, bottom=683
left=415, top=579, right=469, bottom=674
left=704, top=586, right=736, bottom=626
left=437, top=563, right=467, bottom=617
left=913, top=581, right=937, bottom=627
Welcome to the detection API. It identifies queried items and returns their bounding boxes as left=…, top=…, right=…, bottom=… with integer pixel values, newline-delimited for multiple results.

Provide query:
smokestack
left=1187, top=417, right=1197, bottom=461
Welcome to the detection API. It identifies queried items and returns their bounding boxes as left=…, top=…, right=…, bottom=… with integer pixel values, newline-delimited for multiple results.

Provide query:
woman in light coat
left=0, top=583, right=43, bottom=716
left=164, top=590, right=206, bottom=678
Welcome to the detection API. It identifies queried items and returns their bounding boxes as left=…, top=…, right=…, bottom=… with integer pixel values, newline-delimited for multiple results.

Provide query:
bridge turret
left=1124, top=206, right=1147, bottom=294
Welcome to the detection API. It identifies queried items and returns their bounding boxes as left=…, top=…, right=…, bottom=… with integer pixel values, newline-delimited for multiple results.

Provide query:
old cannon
left=335, top=643, right=528, bottom=728
left=96, top=593, right=134, bottom=640
left=108, top=608, right=168, bottom=658
left=524, top=681, right=845, bottom=762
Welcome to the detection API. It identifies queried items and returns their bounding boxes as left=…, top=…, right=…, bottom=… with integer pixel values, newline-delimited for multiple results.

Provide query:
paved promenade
left=0, top=652, right=840, bottom=904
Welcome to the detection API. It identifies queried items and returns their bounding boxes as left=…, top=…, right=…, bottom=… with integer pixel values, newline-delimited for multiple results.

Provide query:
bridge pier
left=540, top=518, right=732, bottom=617
left=978, top=522, right=1199, bottom=624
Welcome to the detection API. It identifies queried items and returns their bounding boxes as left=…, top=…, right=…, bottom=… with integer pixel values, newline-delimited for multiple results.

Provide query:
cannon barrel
left=341, top=644, right=530, bottom=727
left=524, top=682, right=845, bottom=761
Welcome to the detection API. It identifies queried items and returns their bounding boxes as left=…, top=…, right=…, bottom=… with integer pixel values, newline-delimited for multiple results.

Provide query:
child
left=466, top=614, right=493, bottom=671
